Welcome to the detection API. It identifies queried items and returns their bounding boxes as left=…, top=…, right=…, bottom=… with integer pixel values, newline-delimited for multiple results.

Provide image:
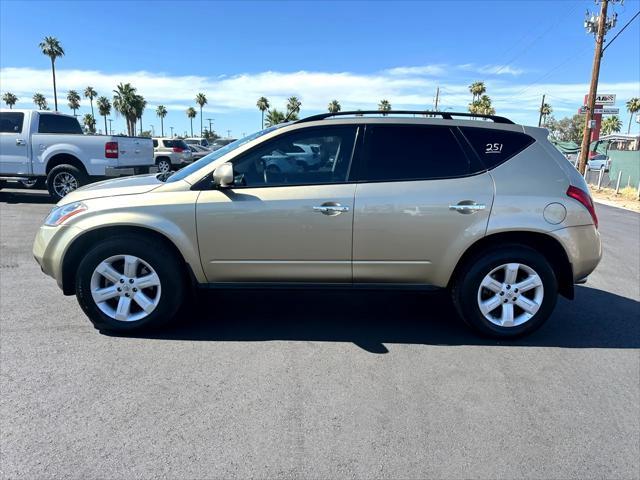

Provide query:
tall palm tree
left=84, top=86, right=97, bottom=118
left=468, top=81, right=486, bottom=103
left=328, top=100, right=341, bottom=113
left=67, top=90, right=81, bottom=116
left=2, top=92, right=18, bottom=109
left=96, top=96, right=111, bottom=134
left=285, top=96, right=301, bottom=121
left=625, top=97, right=640, bottom=134
left=156, top=105, right=167, bottom=136
left=256, top=96, right=269, bottom=129
left=83, top=113, right=96, bottom=133
left=32, top=93, right=48, bottom=110
left=135, top=96, right=147, bottom=135
left=195, top=93, right=207, bottom=136
left=378, top=99, right=391, bottom=115
left=112, top=83, right=140, bottom=136
left=39, top=36, right=64, bottom=111
left=601, top=115, right=623, bottom=136
left=265, top=109, right=286, bottom=127
left=186, top=107, right=197, bottom=137
left=539, top=102, right=553, bottom=126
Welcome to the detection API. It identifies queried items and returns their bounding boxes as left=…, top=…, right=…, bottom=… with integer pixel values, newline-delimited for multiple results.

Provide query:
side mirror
left=212, top=162, right=234, bottom=188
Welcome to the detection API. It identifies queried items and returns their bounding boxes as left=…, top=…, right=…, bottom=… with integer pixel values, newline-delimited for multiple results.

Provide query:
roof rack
left=296, top=110, right=514, bottom=125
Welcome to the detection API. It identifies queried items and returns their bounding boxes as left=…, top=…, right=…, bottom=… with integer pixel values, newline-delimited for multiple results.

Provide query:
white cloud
left=384, top=65, right=447, bottom=76
left=458, top=63, right=525, bottom=76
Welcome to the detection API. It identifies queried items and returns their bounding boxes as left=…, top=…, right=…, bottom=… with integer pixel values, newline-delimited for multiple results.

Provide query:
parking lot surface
left=1, top=189, right=639, bottom=479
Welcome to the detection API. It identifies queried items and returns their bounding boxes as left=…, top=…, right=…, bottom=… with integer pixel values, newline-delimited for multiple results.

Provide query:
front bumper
left=33, top=224, right=83, bottom=291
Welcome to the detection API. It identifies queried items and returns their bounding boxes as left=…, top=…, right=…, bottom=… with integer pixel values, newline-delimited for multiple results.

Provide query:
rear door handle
left=449, top=202, right=486, bottom=214
left=16, top=139, right=26, bottom=146
left=313, top=202, right=350, bottom=216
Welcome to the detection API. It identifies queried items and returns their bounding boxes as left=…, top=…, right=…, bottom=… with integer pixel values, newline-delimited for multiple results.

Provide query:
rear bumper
left=105, top=166, right=158, bottom=177
left=551, top=224, right=602, bottom=282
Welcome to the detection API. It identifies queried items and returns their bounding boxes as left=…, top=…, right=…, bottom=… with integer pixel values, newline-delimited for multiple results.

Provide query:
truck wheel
left=20, top=178, right=45, bottom=189
left=47, top=165, right=87, bottom=201
left=156, top=158, right=172, bottom=173
left=75, top=235, right=185, bottom=332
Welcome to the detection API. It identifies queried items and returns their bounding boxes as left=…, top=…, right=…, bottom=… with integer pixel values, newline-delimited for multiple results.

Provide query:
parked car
left=184, top=137, right=210, bottom=148
left=0, top=109, right=154, bottom=200
left=33, top=111, right=601, bottom=338
left=261, top=142, right=322, bottom=173
left=587, top=154, right=611, bottom=172
left=188, top=145, right=210, bottom=160
left=209, top=138, right=237, bottom=151
left=152, top=138, right=193, bottom=172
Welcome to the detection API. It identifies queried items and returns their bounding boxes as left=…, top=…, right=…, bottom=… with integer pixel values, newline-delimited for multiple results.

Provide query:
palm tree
left=328, top=100, right=341, bottom=113
left=378, top=99, right=391, bottom=115
left=469, top=81, right=486, bottom=103
left=601, top=115, right=623, bottom=136
left=156, top=105, right=167, bottom=136
left=195, top=93, right=207, bottom=137
left=134, top=96, right=146, bottom=135
left=625, top=97, right=640, bottom=134
left=2, top=92, right=18, bottom=109
left=186, top=107, right=197, bottom=137
left=96, top=96, right=111, bottom=134
left=84, top=86, right=97, bottom=118
left=67, top=90, right=81, bottom=116
left=539, top=102, right=553, bottom=126
left=112, top=83, right=140, bottom=136
left=285, top=96, right=302, bottom=121
left=32, top=93, right=48, bottom=110
left=256, top=96, right=270, bottom=129
left=83, top=113, right=96, bottom=133
left=265, top=109, right=286, bottom=127
left=39, top=36, right=64, bottom=111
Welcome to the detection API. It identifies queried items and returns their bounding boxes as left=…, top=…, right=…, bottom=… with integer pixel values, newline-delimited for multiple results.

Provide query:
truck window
left=38, top=114, right=83, bottom=134
left=0, top=112, right=24, bottom=133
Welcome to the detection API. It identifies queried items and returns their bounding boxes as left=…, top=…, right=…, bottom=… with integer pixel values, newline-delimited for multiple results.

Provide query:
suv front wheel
left=452, top=245, right=558, bottom=337
left=75, top=235, right=185, bottom=332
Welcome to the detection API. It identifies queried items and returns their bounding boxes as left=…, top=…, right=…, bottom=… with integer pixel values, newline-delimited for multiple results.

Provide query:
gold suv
left=33, top=111, right=601, bottom=337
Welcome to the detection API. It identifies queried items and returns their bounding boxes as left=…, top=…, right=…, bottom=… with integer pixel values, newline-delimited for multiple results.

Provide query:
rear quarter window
left=460, top=127, right=534, bottom=169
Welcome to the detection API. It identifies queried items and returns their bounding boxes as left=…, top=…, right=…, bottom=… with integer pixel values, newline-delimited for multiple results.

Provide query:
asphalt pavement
left=1, top=188, right=638, bottom=479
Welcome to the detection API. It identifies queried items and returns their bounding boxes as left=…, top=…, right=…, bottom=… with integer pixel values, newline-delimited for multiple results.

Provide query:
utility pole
left=537, top=94, right=546, bottom=127
left=170, top=126, right=174, bottom=137
left=434, top=86, right=440, bottom=111
left=206, top=118, right=214, bottom=134
left=578, top=0, right=619, bottom=174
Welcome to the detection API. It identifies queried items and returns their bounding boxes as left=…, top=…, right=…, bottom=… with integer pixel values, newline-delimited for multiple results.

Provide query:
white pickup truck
left=0, top=109, right=154, bottom=200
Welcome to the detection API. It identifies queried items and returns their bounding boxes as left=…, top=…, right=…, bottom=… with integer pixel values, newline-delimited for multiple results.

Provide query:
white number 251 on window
left=485, top=143, right=503, bottom=154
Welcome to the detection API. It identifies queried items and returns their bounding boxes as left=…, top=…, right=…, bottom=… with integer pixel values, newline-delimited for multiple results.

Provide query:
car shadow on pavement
left=0, top=190, right=54, bottom=205
left=105, top=285, right=640, bottom=353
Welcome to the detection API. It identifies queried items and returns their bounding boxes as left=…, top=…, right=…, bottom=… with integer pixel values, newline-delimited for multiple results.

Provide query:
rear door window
left=459, top=127, right=534, bottom=169
left=357, top=124, right=482, bottom=182
left=0, top=112, right=24, bottom=133
left=38, top=114, right=83, bottom=134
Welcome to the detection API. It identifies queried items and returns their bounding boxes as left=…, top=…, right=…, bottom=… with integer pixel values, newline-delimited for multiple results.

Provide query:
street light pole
left=578, top=0, right=618, bottom=174
left=108, top=119, right=113, bottom=135
left=170, top=126, right=174, bottom=137
left=206, top=118, right=214, bottom=134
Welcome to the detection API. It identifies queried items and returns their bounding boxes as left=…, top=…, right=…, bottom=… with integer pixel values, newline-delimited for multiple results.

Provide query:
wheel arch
left=449, top=231, right=574, bottom=299
left=61, top=225, right=196, bottom=295
left=46, top=154, right=88, bottom=175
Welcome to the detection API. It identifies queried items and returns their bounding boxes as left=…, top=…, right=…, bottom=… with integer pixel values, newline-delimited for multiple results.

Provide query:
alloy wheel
left=52, top=172, right=78, bottom=197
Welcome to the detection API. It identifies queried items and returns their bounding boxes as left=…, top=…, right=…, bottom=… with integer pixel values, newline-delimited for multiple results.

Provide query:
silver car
left=33, top=111, right=601, bottom=338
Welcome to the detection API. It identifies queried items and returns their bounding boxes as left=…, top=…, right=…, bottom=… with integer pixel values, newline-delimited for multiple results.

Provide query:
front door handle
left=16, top=139, right=26, bottom=146
left=313, top=202, right=350, bottom=216
left=449, top=201, right=486, bottom=214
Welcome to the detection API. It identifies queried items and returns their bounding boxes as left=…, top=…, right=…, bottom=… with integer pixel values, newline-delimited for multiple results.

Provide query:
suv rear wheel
left=452, top=245, right=558, bottom=337
left=156, top=157, right=172, bottom=173
left=75, top=235, right=185, bottom=332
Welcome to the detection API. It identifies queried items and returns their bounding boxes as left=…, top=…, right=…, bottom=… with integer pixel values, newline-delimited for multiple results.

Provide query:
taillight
left=567, top=185, right=598, bottom=228
left=105, top=141, right=118, bottom=159
left=172, top=147, right=184, bottom=153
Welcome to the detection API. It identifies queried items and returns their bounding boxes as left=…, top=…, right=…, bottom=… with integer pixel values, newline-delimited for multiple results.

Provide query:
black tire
left=75, top=235, right=186, bottom=333
left=156, top=157, right=172, bottom=173
left=451, top=245, right=558, bottom=338
left=46, top=164, right=87, bottom=201
left=0, top=180, right=5, bottom=190
left=20, top=178, right=45, bottom=189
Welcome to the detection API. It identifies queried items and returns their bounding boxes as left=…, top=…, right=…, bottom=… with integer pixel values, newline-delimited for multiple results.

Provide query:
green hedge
left=608, top=150, right=640, bottom=188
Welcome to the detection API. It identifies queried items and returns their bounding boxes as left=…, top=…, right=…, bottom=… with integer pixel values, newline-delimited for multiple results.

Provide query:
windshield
left=165, top=125, right=285, bottom=183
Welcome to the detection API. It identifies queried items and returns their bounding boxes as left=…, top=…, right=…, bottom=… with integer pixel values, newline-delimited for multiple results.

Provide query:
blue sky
left=1, top=0, right=639, bottom=136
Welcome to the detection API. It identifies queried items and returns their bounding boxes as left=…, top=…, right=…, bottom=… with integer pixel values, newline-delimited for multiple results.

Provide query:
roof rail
left=296, top=110, right=515, bottom=125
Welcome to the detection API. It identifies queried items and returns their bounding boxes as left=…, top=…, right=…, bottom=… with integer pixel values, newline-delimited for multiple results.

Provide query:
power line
left=603, top=10, right=640, bottom=52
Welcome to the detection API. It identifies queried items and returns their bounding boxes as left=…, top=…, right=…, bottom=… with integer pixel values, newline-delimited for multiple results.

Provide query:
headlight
left=44, top=202, right=87, bottom=226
